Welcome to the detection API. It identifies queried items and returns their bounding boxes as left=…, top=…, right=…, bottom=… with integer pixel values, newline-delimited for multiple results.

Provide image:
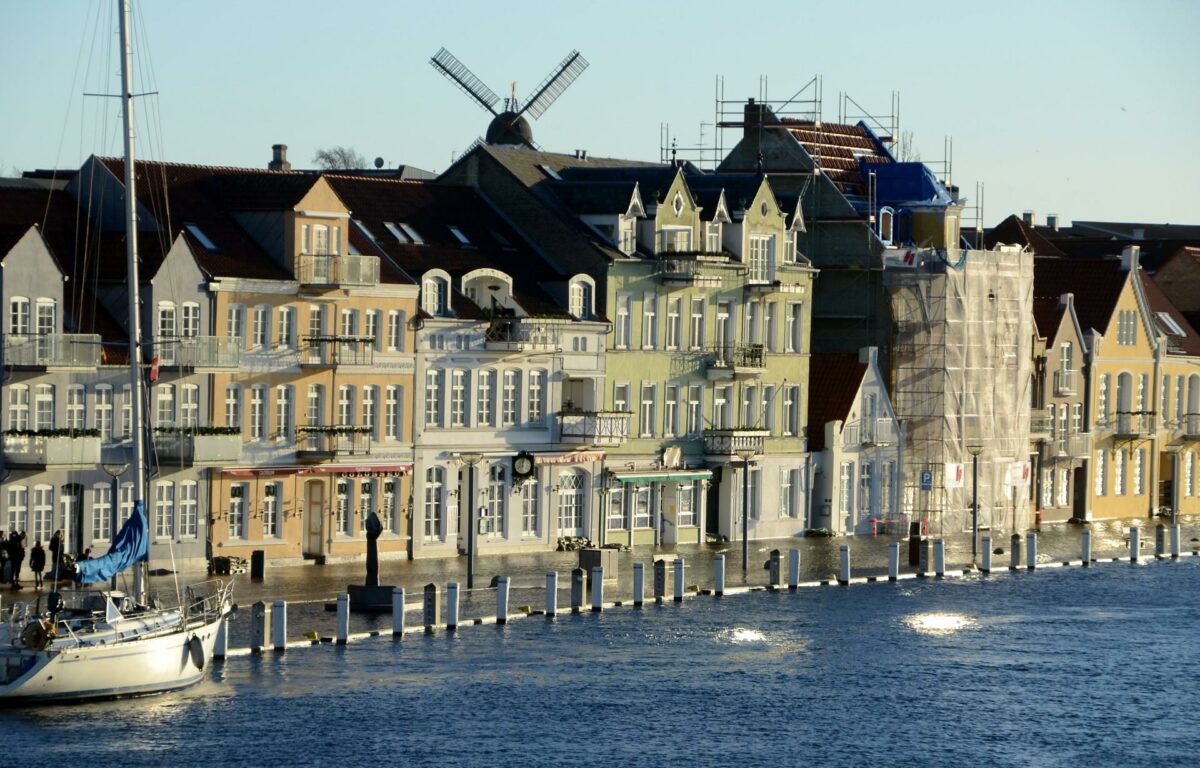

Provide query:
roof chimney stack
left=1121, top=244, right=1141, bottom=272
left=1022, top=210, right=1035, bottom=226
left=269, top=144, right=291, bottom=172
left=1046, top=213, right=1058, bottom=231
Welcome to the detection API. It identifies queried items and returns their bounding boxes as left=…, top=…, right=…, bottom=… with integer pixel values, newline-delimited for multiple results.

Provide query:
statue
left=346, top=510, right=397, bottom=613
left=364, top=511, right=382, bottom=587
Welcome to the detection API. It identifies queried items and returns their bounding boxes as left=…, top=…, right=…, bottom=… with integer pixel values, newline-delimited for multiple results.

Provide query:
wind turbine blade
left=519, top=50, right=589, bottom=120
left=430, top=47, right=501, bottom=115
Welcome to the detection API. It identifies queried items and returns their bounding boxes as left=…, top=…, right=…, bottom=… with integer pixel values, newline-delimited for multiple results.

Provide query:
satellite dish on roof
left=374, top=157, right=384, bottom=169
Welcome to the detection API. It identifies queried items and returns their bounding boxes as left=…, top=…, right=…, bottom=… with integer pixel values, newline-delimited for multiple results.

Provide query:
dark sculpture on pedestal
left=347, top=511, right=397, bottom=612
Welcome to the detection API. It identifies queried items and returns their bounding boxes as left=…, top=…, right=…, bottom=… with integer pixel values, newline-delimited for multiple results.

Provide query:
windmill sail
left=520, top=50, right=589, bottom=120
left=430, top=48, right=501, bottom=114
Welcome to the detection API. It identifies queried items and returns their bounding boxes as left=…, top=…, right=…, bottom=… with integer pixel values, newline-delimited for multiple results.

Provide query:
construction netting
left=886, top=245, right=1035, bottom=537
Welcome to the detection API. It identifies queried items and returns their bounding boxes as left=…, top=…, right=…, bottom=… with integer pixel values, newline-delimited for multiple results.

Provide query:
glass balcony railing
left=151, top=336, right=240, bottom=369
left=297, top=254, right=380, bottom=287
left=2, top=334, right=101, bottom=368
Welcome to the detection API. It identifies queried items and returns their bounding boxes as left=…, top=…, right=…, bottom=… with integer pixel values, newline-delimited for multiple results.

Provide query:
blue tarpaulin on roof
left=859, top=162, right=954, bottom=207
left=75, top=501, right=149, bottom=585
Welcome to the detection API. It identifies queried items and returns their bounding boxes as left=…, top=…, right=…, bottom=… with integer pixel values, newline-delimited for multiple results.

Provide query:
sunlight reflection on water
left=903, top=612, right=975, bottom=636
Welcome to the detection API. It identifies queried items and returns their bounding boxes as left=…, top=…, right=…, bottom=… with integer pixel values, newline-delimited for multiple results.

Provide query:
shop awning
left=611, top=469, right=713, bottom=484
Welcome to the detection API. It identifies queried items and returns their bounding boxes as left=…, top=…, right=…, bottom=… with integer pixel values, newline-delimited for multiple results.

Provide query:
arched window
left=422, top=271, right=451, bottom=316
left=569, top=276, right=595, bottom=319
left=878, top=207, right=895, bottom=245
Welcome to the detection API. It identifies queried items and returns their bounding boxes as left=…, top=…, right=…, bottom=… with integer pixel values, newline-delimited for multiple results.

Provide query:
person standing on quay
left=29, top=541, right=46, bottom=590
left=48, top=530, right=63, bottom=582
left=7, top=531, right=26, bottom=589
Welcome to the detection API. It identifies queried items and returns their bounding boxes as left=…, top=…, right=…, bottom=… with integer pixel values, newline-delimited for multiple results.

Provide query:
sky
left=2, top=0, right=1198, bottom=228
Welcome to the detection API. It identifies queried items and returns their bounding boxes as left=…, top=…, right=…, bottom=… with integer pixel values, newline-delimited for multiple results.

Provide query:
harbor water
left=3, top=554, right=1198, bottom=766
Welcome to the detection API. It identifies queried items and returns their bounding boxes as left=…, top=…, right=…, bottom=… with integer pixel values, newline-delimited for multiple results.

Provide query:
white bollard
left=933, top=539, right=945, bottom=577
left=1081, top=530, right=1092, bottom=567
left=838, top=544, right=850, bottom=585
left=591, top=567, right=604, bottom=612
left=714, top=554, right=726, bottom=596
left=272, top=599, right=287, bottom=652
left=1129, top=526, right=1140, bottom=563
left=546, top=571, right=558, bottom=617
left=214, top=618, right=228, bottom=659
left=788, top=549, right=801, bottom=589
left=1171, top=524, right=1181, bottom=559
left=981, top=536, right=992, bottom=574
left=632, top=563, right=644, bottom=608
left=1026, top=531, right=1038, bottom=570
left=446, top=582, right=460, bottom=632
left=673, top=558, right=685, bottom=602
left=392, top=588, right=406, bottom=637
left=496, top=576, right=510, bottom=625
left=336, top=593, right=349, bottom=645
left=888, top=542, right=900, bottom=581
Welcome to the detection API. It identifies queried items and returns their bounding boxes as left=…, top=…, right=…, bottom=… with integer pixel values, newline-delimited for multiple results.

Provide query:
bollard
left=653, top=560, right=667, bottom=603
left=590, top=567, right=604, bottom=612
left=496, top=576, right=510, bottom=625
left=788, top=549, right=801, bottom=590
left=336, top=593, right=349, bottom=645
left=214, top=617, right=228, bottom=659
left=838, top=544, right=850, bottom=585
left=1171, top=524, right=1181, bottom=559
left=546, top=571, right=558, bottom=617
left=250, top=600, right=269, bottom=650
left=272, top=600, right=287, bottom=652
left=933, top=539, right=945, bottom=578
left=981, top=536, right=992, bottom=574
left=1129, top=526, right=1140, bottom=563
left=1026, top=531, right=1038, bottom=571
left=250, top=549, right=265, bottom=581
left=446, top=582, right=460, bottom=632
left=714, top=554, right=726, bottom=596
left=632, top=563, right=644, bottom=608
left=392, top=588, right=406, bottom=637
left=1010, top=534, right=1022, bottom=570
left=673, top=558, right=685, bottom=602
left=422, top=583, right=441, bottom=633
left=888, top=542, right=900, bottom=581
left=1081, top=529, right=1092, bottom=567
left=570, top=568, right=585, bottom=613
left=1155, top=524, right=1166, bottom=558
left=767, top=549, right=781, bottom=587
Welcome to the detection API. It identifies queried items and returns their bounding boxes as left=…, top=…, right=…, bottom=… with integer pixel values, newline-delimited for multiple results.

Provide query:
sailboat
left=0, top=0, right=233, bottom=703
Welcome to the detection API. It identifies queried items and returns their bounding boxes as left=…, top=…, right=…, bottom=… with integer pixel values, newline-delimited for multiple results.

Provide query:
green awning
left=612, top=469, right=714, bottom=484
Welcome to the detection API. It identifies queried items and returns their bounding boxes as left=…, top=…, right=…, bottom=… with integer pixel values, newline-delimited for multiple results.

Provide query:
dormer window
left=399, top=223, right=424, bottom=245
left=184, top=222, right=217, bottom=251
left=705, top=222, right=721, bottom=253
left=659, top=226, right=691, bottom=253
left=569, top=276, right=595, bottom=320
left=878, top=207, right=895, bottom=246
left=539, top=164, right=562, bottom=181
left=422, top=271, right=451, bottom=317
left=448, top=226, right=471, bottom=245
left=619, top=219, right=637, bottom=255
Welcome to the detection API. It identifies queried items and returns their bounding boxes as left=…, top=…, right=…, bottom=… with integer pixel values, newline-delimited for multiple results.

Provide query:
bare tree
left=894, top=130, right=920, bottom=162
left=312, top=146, right=366, bottom=170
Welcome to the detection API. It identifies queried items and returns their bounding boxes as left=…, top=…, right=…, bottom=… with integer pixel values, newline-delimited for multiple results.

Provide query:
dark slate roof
left=1038, top=235, right=1195, bottom=272
left=548, top=181, right=638, bottom=215
left=1139, top=271, right=1200, bottom=356
left=1069, top=221, right=1200, bottom=241
left=0, top=185, right=72, bottom=265
left=1033, top=256, right=1129, bottom=337
left=556, top=166, right=681, bottom=205
left=806, top=352, right=867, bottom=452
left=986, top=214, right=1066, bottom=257
left=1032, top=297, right=1066, bottom=340
left=687, top=173, right=764, bottom=217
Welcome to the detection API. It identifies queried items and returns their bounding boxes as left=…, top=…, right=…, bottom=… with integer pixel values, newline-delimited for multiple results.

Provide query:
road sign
left=920, top=469, right=933, bottom=492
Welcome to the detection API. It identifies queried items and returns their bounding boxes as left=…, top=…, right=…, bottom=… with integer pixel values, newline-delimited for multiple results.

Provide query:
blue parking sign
left=919, top=470, right=933, bottom=491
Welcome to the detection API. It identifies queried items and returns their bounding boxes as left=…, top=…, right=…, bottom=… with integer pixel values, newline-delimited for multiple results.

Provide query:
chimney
left=1046, top=213, right=1058, bottom=231
left=1120, top=244, right=1140, bottom=272
left=1022, top=210, right=1035, bottom=226
left=268, top=144, right=291, bottom=171
left=1132, top=227, right=1145, bottom=240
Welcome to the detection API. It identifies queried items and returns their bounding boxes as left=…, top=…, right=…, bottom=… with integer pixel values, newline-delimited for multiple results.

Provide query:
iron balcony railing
left=151, top=336, right=240, bottom=369
left=703, top=427, right=769, bottom=456
left=297, top=254, right=380, bottom=287
left=296, top=427, right=372, bottom=456
left=558, top=410, right=631, bottom=446
left=300, top=336, right=374, bottom=367
left=1184, top=414, right=1200, bottom=440
left=484, top=319, right=559, bottom=350
left=657, top=254, right=723, bottom=286
left=2, top=333, right=101, bottom=368
left=1112, top=411, right=1152, bottom=438
left=707, top=343, right=765, bottom=370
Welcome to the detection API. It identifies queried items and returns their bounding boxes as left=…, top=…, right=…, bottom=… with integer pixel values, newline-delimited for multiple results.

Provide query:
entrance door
left=1159, top=453, right=1176, bottom=514
left=303, top=479, right=325, bottom=556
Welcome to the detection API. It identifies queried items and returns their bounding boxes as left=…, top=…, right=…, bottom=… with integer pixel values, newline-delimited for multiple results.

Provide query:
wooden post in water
left=1081, top=529, right=1092, bottom=567
left=1171, top=525, right=1181, bottom=559
left=272, top=600, right=287, bottom=652
left=496, top=576, right=510, bottom=625
left=423, top=583, right=440, bottom=633
left=981, top=536, right=992, bottom=574
left=1129, top=526, right=1140, bottom=563
left=632, top=563, right=644, bottom=607
left=838, top=544, right=850, bottom=585
left=673, top=558, right=685, bottom=602
left=933, top=539, right=945, bottom=578
left=392, top=588, right=406, bottom=637
left=590, top=567, right=603, bottom=612
left=570, top=568, right=585, bottom=613
left=214, top=617, right=228, bottom=659
left=1155, top=524, right=1166, bottom=558
left=546, top=571, right=558, bottom=617
left=653, top=560, right=667, bottom=603
left=1009, top=534, right=1022, bottom=570
left=251, top=600, right=269, bottom=651
left=788, top=549, right=801, bottom=590
left=767, top=549, right=781, bottom=587
left=446, top=582, right=460, bottom=632
left=888, top=542, right=900, bottom=581
left=336, top=593, right=349, bottom=645
left=714, top=554, right=726, bottom=596
left=1026, top=532, right=1038, bottom=571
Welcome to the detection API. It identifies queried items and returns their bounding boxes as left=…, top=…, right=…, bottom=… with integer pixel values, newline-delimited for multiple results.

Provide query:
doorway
left=303, top=479, right=325, bottom=556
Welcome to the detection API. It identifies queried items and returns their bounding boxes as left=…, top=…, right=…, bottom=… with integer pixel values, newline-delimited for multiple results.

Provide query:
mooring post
left=653, top=560, right=667, bottom=603
left=888, top=542, right=900, bottom=581
left=1081, top=529, right=1092, bottom=567
left=981, top=536, right=992, bottom=574
left=423, top=583, right=440, bottom=633
left=788, top=548, right=801, bottom=590
left=1009, top=533, right=1022, bottom=570
left=1129, top=526, right=1140, bottom=563
left=713, top=554, right=726, bottom=596
left=1026, top=531, right=1038, bottom=571
left=632, top=562, right=644, bottom=607
left=673, top=557, right=685, bottom=602
left=272, top=599, right=287, bottom=652
left=933, top=539, right=946, bottom=578
left=590, top=567, right=603, bottom=612
left=1155, top=524, right=1166, bottom=558
left=767, top=549, right=781, bottom=587
left=570, top=568, right=585, bottom=613
left=392, top=587, right=406, bottom=637
left=336, top=593, right=349, bottom=645
left=250, top=600, right=269, bottom=651
left=446, top=582, right=460, bottom=632
left=1171, top=524, right=1181, bottom=559
left=496, top=576, right=510, bottom=625
left=545, top=571, right=558, bottom=617
left=838, top=544, right=850, bottom=585
left=214, top=617, right=228, bottom=659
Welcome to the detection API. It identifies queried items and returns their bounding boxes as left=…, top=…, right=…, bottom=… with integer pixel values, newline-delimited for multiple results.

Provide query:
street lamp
left=966, top=443, right=984, bottom=563
left=735, top=447, right=757, bottom=573
left=459, top=452, right=484, bottom=589
left=102, top=459, right=130, bottom=590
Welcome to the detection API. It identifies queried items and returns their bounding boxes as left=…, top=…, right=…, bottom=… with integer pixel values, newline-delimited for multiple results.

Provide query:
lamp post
left=735, top=447, right=757, bottom=573
left=459, top=452, right=484, bottom=589
left=102, top=459, right=130, bottom=590
left=966, top=443, right=984, bottom=563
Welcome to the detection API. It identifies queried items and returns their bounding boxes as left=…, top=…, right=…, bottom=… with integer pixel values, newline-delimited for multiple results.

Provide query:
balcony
left=153, top=429, right=242, bottom=466
left=705, top=344, right=765, bottom=380
left=297, top=254, right=380, bottom=288
left=1053, top=369, right=1077, bottom=396
left=1184, top=414, right=1200, bottom=441
left=1042, top=433, right=1091, bottom=461
left=657, top=254, right=722, bottom=288
left=484, top=319, right=559, bottom=352
left=300, top=336, right=374, bottom=367
left=296, top=426, right=371, bottom=459
left=703, top=428, right=769, bottom=457
left=844, top=418, right=900, bottom=447
left=2, top=334, right=101, bottom=369
left=1030, top=408, right=1052, bottom=437
left=559, top=410, right=631, bottom=446
left=1113, top=412, right=1152, bottom=439
left=151, top=336, right=240, bottom=370
left=2, top=431, right=102, bottom=468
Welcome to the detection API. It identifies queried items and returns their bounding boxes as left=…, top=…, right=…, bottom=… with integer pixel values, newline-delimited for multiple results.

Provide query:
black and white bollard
left=767, top=549, right=781, bottom=587
left=336, top=593, right=349, bottom=645
left=392, top=588, right=406, bottom=637
left=714, top=554, right=726, bottom=596
left=422, top=583, right=440, bottom=633
left=590, top=567, right=604, bottom=612
left=888, top=542, right=900, bottom=581
left=933, top=539, right=946, bottom=578
left=632, top=563, right=644, bottom=608
left=446, top=582, right=460, bottom=632
left=1009, top=534, right=1022, bottom=570
left=1026, top=531, right=1038, bottom=571
left=546, top=571, right=558, bottom=617
left=570, top=568, right=585, bottom=613
left=1171, top=524, right=1181, bottom=559
left=1081, top=529, right=1092, bottom=567
left=250, top=600, right=269, bottom=650
left=981, top=536, right=992, bottom=574
left=214, top=617, right=228, bottom=659
left=496, top=576, right=510, bottom=625
left=272, top=599, right=287, bottom=652
left=1155, top=524, right=1166, bottom=558
left=653, top=560, right=667, bottom=603
left=673, top=558, right=685, bottom=602
left=1129, top=526, right=1140, bottom=563
left=788, top=549, right=801, bottom=590
left=838, top=544, right=850, bottom=585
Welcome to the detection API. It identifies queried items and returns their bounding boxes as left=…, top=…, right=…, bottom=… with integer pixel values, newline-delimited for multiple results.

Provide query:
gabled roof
left=1032, top=297, right=1066, bottom=340
left=986, top=214, right=1066, bottom=257
left=1033, top=256, right=1129, bottom=337
left=1138, top=271, right=1200, bottom=356
left=687, top=173, right=763, bottom=220
left=807, top=352, right=868, bottom=452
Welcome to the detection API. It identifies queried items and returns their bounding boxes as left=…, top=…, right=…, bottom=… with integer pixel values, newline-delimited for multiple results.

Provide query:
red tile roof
left=1139, top=271, right=1200, bottom=356
left=807, top=352, right=867, bottom=451
left=779, top=119, right=891, bottom=196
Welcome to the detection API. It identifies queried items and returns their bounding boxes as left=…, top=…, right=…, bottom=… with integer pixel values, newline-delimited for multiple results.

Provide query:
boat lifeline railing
left=182, top=580, right=234, bottom=625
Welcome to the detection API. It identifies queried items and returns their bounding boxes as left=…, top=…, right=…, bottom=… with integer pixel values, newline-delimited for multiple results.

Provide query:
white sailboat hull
left=0, top=614, right=226, bottom=703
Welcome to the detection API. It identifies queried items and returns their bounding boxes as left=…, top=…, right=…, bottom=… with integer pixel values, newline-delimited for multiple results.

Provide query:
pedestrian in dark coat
left=29, top=541, right=46, bottom=590
left=48, top=530, right=63, bottom=581
left=8, top=531, right=26, bottom=589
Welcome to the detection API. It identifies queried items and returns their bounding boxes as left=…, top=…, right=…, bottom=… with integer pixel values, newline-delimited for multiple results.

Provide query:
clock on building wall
left=513, top=451, right=536, bottom=481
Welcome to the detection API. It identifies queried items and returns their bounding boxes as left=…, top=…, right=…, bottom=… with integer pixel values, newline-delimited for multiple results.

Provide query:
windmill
left=430, top=48, right=589, bottom=148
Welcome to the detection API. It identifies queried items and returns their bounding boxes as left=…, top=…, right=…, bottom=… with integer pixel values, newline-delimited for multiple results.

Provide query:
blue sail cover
left=75, top=501, right=149, bottom=584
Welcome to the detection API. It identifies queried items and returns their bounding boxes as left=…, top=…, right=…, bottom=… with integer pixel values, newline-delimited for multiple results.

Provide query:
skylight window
left=183, top=222, right=217, bottom=251
left=399, top=223, right=424, bottom=245
left=448, top=226, right=471, bottom=245
left=538, top=164, right=562, bottom=181
left=354, top=219, right=377, bottom=242
left=383, top=222, right=408, bottom=243
left=1157, top=311, right=1187, bottom=336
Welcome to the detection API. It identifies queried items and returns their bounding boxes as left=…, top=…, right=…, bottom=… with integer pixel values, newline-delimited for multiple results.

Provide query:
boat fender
left=188, top=635, right=205, bottom=670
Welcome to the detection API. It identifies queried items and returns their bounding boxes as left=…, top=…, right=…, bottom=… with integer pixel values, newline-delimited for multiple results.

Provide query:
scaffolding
left=887, top=244, right=1034, bottom=536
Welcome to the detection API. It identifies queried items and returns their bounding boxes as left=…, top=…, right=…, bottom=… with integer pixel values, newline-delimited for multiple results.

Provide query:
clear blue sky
left=3, top=0, right=1197, bottom=227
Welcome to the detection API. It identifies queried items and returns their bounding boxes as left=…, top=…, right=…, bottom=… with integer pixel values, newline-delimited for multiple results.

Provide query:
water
left=4, top=559, right=1199, bottom=766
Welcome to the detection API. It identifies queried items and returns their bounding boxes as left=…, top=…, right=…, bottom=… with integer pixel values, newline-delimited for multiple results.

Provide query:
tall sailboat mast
left=118, top=0, right=148, bottom=600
